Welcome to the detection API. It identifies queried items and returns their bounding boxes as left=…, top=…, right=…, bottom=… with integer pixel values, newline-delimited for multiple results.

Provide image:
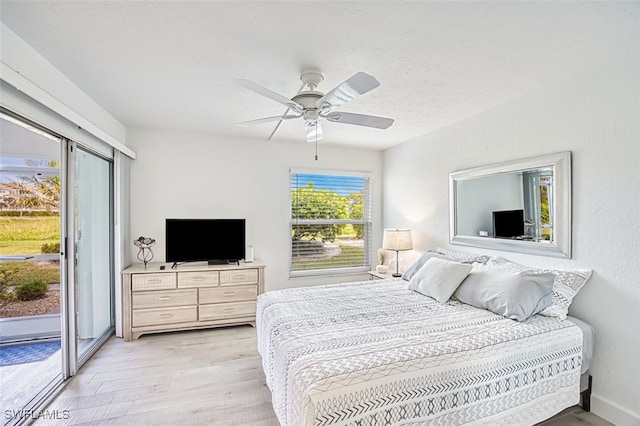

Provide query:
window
left=523, top=169, right=554, bottom=241
left=290, top=170, right=371, bottom=276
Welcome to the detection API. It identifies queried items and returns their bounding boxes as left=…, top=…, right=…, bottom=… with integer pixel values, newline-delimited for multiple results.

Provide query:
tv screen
left=492, top=209, right=524, bottom=238
left=166, top=219, right=245, bottom=264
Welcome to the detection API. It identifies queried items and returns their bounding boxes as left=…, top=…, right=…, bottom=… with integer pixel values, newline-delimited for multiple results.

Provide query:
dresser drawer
left=199, top=285, right=257, bottom=304
left=178, top=271, right=219, bottom=288
left=199, top=301, right=256, bottom=321
left=219, top=269, right=258, bottom=286
left=132, top=306, right=197, bottom=327
left=132, top=289, right=197, bottom=309
left=132, top=273, right=176, bottom=291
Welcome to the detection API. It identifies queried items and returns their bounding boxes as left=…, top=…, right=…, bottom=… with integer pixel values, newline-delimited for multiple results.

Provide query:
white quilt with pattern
left=257, top=279, right=582, bottom=426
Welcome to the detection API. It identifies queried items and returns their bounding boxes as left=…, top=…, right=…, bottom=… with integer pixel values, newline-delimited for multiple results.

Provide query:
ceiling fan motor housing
left=291, top=91, right=323, bottom=110
left=302, top=109, right=319, bottom=122
left=293, top=70, right=326, bottom=119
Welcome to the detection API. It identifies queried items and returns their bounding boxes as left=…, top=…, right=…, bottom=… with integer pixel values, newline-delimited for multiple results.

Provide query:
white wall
left=127, top=129, right=382, bottom=290
left=383, top=47, right=640, bottom=424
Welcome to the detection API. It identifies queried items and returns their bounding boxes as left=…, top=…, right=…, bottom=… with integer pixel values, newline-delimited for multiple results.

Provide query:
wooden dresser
left=121, top=261, right=265, bottom=340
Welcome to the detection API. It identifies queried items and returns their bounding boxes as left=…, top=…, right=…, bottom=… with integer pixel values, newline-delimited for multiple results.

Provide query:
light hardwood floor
left=36, top=326, right=611, bottom=426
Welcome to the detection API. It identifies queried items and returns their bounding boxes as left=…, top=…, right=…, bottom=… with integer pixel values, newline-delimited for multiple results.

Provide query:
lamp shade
left=382, top=229, right=413, bottom=251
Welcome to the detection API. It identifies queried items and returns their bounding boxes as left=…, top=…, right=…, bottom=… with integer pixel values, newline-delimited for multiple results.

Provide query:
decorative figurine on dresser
left=133, top=236, right=155, bottom=269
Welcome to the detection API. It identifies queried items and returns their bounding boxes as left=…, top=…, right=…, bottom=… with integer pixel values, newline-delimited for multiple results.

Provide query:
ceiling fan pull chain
left=315, top=120, right=319, bottom=161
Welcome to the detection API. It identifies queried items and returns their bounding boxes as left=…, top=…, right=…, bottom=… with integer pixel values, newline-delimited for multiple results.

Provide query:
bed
left=257, top=255, right=593, bottom=426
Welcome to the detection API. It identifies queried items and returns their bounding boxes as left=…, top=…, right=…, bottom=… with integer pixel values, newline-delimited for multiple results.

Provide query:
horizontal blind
left=290, top=171, right=371, bottom=275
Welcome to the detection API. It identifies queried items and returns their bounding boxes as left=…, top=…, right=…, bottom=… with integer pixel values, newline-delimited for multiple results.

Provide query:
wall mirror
left=449, top=152, right=571, bottom=258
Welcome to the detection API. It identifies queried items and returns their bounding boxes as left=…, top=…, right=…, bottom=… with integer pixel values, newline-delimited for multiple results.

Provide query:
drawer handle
left=223, top=308, right=235, bottom=312
left=222, top=292, right=236, bottom=296
left=160, top=314, right=173, bottom=318
left=148, top=279, right=162, bottom=284
left=192, top=276, right=205, bottom=280
left=235, top=275, right=246, bottom=280
left=158, top=296, right=171, bottom=300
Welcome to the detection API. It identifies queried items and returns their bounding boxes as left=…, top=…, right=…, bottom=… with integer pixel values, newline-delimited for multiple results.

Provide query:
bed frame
left=580, top=373, right=593, bottom=411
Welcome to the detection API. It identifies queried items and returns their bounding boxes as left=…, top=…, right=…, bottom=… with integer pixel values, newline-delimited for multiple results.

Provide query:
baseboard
left=592, top=393, right=640, bottom=426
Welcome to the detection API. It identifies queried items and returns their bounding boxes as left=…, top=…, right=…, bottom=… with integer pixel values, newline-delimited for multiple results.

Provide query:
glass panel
left=0, top=113, right=63, bottom=419
left=74, top=147, right=113, bottom=358
left=291, top=224, right=367, bottom=271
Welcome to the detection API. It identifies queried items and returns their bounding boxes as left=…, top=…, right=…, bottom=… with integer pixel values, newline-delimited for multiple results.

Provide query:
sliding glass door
left=1, top=110, right=115, bottom=424
left=0, top=112, right=64, bottom=423
left=73, top=146, right=114, bottom=362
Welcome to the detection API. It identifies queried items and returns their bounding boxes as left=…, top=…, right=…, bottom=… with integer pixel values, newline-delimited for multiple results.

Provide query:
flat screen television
left=492, top=209, right=524, bottom=239
left=166, top=219, right=245, bottom=265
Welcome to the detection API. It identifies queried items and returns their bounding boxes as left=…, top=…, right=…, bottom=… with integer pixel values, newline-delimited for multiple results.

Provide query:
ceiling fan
left=236, top=70, right=394, bottom=143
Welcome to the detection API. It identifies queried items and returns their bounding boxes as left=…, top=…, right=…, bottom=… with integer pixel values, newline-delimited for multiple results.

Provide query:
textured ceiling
left=0, top=1, right=636, bottom=150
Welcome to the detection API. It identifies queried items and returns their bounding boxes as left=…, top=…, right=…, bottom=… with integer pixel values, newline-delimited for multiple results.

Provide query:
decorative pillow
left=402, top=251, right=450, bottom=281
left=408, top=257, right=473, bottom=303
left=486, top=257, right=592, bottom=319
left=434, top=247, right=490, bottom=264
left=453, top=262, right=555, bottom=321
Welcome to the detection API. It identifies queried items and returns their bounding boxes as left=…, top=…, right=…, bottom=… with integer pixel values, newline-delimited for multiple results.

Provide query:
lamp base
left=392, top=273, right=402, bottom=277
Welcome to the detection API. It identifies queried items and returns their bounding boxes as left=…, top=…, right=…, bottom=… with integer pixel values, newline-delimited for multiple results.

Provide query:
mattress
left=257, top=278, right=583, bottom=426
left=567, top=316, right=594, bottom=374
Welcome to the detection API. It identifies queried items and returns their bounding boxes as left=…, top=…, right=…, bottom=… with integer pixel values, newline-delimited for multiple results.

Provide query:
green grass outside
left=292, top=241, right=365, bottom=271
left=0, top=261, right=61, bottom=286
left=0, top=240, right=59, bottom=255
left=0, top=216, right=60, bottom=255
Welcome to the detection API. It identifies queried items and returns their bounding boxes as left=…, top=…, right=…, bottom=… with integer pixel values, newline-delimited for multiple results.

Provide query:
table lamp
left=382, top=229, right=413, bottom=277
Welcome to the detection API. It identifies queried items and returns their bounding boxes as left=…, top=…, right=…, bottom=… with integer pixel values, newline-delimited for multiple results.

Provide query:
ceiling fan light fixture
left=305, top=120, right=323, bottom=143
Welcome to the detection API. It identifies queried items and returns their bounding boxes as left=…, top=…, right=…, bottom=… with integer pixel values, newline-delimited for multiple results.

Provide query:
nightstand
left=368, top=270, right=395, bottom=280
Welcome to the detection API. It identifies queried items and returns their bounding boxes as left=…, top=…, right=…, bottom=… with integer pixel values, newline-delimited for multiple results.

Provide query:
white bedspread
left=257, top=279, right=583, bottom=426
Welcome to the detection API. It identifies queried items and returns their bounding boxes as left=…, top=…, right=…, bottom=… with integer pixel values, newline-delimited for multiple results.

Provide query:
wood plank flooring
left=36, top=326, right=612, bottom=426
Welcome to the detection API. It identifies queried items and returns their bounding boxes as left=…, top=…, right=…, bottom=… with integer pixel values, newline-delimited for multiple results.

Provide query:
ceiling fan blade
left=269, top=82, right=307, bottom=140
left=238, top=115, right=300, bottom=126
left=236, top=79, right=303, bottom=111
left=268, top=108, right=289, bottom=140
left=305, top=121, right=324, bottom=143
left=324, top=112, right=394, bottom=129
left=315, top=72, right=380, bottom=112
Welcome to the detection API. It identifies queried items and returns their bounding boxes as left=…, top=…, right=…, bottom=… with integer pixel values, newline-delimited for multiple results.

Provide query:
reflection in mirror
left=456, top=167, right=553, bottom=241
left=450, top=152, right=571, bottom=258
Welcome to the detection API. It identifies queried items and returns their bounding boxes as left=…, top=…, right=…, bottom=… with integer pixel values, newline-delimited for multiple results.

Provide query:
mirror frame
left=449, top=152, right=572, bottom=258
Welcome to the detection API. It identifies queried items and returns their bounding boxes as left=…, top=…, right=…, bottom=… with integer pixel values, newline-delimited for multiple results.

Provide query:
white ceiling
left=0, top=1, right=636, bottom=150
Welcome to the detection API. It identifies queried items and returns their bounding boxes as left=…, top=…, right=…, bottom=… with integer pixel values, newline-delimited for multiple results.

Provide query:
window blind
left=290, top=171, right=372, bottom=276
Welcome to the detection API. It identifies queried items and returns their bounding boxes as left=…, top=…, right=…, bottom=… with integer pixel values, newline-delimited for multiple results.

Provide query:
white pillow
left=408, top=257, right=473, bottom=303
left=402, top=251, right=450, bottom=281
left=453, top=262, right=555, bottom=321
left=486, top=257, right=592, bottom=319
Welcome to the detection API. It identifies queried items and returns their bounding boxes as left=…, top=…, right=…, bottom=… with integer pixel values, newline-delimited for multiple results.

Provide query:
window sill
left=289, top=267, right=369, bottom=279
